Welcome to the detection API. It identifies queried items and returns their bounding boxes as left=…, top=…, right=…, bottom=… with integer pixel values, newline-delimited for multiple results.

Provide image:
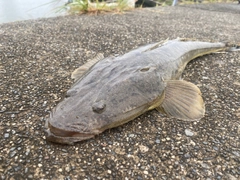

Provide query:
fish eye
left=140, top=67, right=150, bottom=72
left=92, top=100, right=106, bottom=114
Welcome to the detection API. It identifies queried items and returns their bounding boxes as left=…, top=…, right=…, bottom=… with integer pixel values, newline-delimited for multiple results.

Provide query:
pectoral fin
left=71, top=53, right=104, bottom=81
left=157, top=80, right=205, bottom=121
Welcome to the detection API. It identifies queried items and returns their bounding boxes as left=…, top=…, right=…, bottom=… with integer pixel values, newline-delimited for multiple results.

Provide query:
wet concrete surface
left=0, top=3, right=240, bottom=179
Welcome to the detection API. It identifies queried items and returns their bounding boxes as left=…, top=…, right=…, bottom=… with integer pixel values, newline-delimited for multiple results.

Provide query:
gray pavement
left=0, top=3, right=240, bottom=179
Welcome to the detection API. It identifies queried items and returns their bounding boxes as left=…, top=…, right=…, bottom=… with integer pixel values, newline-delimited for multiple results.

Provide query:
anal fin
left=156, top=80, right=205, bottom=121
left=71, top=53, right=104, bottom=81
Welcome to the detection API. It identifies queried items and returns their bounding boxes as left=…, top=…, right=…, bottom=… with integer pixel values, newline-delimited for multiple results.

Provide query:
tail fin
left=225, top=42, right=240, bottom=52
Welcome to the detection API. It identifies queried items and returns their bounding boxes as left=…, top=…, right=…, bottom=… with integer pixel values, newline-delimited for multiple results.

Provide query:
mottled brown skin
left=45, top=39, right=225, bottom=144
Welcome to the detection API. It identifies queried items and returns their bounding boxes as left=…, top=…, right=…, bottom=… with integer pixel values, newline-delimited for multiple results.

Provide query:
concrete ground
left=0, top=3, right=240, bottom=180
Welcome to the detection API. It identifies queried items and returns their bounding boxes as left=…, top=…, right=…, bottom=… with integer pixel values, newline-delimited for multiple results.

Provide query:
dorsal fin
left=156, top=80, right=205, bottom=121
left=71, top=53, right=104, bottom=81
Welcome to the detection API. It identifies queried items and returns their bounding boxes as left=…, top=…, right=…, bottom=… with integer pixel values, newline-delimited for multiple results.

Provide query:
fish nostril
left=92, top=100, right=106, bottom=114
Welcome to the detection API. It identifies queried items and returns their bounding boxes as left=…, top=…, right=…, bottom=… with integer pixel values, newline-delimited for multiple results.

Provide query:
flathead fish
left=45, top=39, right=227, bottom=144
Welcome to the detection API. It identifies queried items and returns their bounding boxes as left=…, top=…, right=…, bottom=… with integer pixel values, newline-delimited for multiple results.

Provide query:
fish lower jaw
left=44, top=128, right=96, bottom=145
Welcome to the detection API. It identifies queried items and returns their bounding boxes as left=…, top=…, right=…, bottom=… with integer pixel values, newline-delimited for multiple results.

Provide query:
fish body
left=45, top=39, right=226, bottom=144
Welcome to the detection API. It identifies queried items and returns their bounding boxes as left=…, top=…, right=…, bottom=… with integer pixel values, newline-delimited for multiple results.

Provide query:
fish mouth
left=45, top=121, right=96, bottom=145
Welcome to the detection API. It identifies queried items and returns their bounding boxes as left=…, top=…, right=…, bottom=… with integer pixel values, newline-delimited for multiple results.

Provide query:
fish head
left=45, top=58, right=165, bottom=144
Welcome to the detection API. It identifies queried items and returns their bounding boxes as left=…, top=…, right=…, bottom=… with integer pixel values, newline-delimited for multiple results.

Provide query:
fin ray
left=71, top=53, right=104, bottom=81
left=158, top=80, right=205, bottom=121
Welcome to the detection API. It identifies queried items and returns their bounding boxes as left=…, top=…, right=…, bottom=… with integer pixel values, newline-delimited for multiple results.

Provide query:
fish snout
left=92, top=100, right=106, bottom=114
